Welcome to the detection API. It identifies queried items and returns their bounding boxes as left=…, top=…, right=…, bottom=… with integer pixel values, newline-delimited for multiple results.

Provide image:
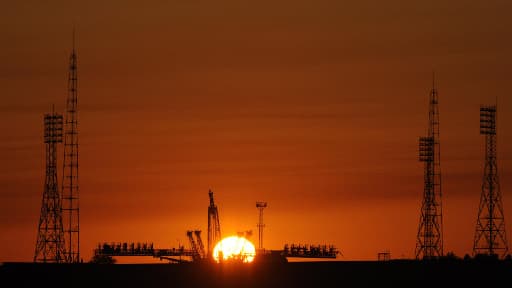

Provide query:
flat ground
left=1, top=259, right=510, bottom=288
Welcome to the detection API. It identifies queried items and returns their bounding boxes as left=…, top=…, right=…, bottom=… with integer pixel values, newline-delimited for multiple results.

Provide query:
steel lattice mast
left=473, top=105, right=508, bottom=258
left=34, top=110, right=65, bottom=263
left=256, top=202, right=267, bottom=250
left=62, top=34, right=80, bottom=263
left=415, top=78, right=443, bottom=259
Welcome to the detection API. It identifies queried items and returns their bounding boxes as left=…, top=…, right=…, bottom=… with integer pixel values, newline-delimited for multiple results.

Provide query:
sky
left=1, top=0, right=512, bottom=262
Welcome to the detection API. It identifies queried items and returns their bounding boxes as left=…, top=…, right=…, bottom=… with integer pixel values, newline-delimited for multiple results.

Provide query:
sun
left=212, top=236, right=256, bottom=263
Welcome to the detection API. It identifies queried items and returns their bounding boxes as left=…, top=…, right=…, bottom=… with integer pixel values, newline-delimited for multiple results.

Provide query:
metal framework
left=473, top=105, right=508, bottom=258
left=377, top=251, right=391, bottom=261
left=34, top=111, right=65, bottom=262
left=415, top=79, right=443, bottom=259
left=187, top=230, right=205, bottom=261
left=282, top=244, right=338, bottom=258
left=256, top=202, right=267, bottom=250
left=62, top=35, right=80, bottom=263
left=207, top=189, right=221, bottom=258
left=95, top=242, right=339, bottom=262
left=95, top=242, right=196, bottom=263
left=194, top=230, right=205, bottom=259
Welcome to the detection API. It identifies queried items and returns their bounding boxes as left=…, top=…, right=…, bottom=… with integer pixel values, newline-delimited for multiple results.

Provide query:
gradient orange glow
left=213, top=236, right=256, bottom=263
left=1, top=1, right=512, bottom=263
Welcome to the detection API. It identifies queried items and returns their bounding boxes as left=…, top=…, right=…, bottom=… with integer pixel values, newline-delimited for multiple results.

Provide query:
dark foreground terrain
left=2, top=259, right=511, bottom=288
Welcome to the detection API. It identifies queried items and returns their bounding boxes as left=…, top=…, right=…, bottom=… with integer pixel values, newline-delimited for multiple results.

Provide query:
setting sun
left=212, top=236, right=256, bottom=263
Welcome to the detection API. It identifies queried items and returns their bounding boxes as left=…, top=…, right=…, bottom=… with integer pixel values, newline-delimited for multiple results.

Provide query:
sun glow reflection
left=212, top=236, right=256, bottom=263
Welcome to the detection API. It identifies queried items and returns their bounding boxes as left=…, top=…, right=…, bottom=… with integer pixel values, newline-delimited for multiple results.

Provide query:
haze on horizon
left=1, top=0, right=512, bottom=262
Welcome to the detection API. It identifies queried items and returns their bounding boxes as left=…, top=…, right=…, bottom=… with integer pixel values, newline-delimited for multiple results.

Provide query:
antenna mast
left=415, top=76, right=444, bottom=259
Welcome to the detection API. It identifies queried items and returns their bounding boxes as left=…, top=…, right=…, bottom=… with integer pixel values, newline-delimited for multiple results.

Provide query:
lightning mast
left=473, top=105, right=508, bottom=258
left=62, top=32, right=80, bottom=263
left=256, top=202, right=267, bottom=250
left=34, top=110, right=65, bottom=262
left=415, top=77, right=443, bottom=259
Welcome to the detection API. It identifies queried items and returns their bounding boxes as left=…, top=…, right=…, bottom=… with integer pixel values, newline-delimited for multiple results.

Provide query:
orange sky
left=1, top=0, right=512, bottom=262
